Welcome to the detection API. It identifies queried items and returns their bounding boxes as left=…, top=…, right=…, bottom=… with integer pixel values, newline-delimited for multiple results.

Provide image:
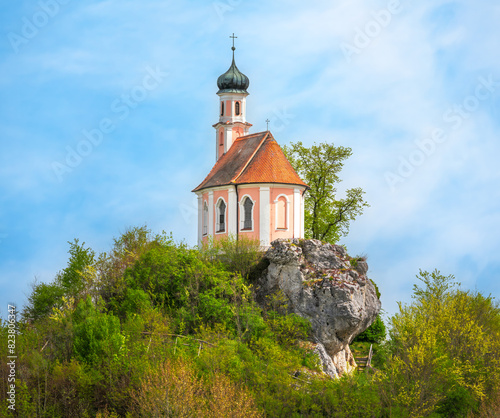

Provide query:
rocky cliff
left=255, top=239, right=381, bottom=378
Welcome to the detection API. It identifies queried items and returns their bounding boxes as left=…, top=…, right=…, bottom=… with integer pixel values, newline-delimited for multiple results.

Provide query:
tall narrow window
left=203, top=202, right=208, bottom=235
left=242, top=197, right=253, bottom=230
left=219, top=131, right=224, bottom=146
left=277, top=196, right=287, bottom=229
left=235, top=101, right=240, bottom=116
left=220, top=102, right=224, bottom=116
left=217, top=200, right=226, bottom=233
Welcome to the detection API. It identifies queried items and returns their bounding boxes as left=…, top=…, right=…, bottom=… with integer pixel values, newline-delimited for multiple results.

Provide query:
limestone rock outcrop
left=256, top=239, right=381, bottom=377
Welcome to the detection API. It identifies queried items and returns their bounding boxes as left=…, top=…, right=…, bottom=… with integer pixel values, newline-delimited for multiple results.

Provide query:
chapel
left=192, top=40, right=308, bottom=247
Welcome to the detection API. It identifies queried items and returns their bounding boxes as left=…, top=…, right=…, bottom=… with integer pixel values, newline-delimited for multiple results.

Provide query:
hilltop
left=1, top=226, right=499, bottom=417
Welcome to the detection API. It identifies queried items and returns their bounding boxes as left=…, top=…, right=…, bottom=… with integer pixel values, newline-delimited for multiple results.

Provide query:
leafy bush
left=378, top=270, right=500, bottom=416
left=12, top=227, right=500, bottom=418
left=23, top=239, right=95, bottom=322
left=72, top=297, right=125, bottom=366
left=132, top=358, right=262, bottom=417
left=201, top=234, right=264, bottom=278
left=266, top=311, right=311, bottom=346
left=353, top=314, right=386, bottom=344
left=123, top=239, right=250, bottom=335
left=23, top=281, right=65, bottom=322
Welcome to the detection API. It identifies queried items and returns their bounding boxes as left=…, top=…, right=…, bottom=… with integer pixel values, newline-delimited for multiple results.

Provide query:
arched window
left=242, top=197, right=253, bottom=230
left=219, top=131, right=224, bottom=146
left=216, top=199, right=226, bottom=233
left=276, top=196, right=287, bottom=229
left=235, top=101, right=240, bottom=116
left=220, top=102, right=224, bottom=116
left=203, top=202, right=208, bottom=235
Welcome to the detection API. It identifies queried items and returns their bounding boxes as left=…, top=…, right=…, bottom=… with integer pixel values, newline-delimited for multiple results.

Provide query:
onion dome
left=217, top=48, right=249, bottom=94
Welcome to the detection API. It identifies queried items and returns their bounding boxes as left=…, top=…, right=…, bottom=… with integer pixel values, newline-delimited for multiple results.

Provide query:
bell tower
left=213, top=34, right=252, bottom=161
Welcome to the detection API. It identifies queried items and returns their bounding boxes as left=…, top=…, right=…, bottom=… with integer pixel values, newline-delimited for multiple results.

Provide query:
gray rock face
left=257, top=239, right=381, bottom=377
left=313, top=343, right=338, bottom=379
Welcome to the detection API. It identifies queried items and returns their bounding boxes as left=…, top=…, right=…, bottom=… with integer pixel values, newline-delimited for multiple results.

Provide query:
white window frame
left=274, top=194, right=290, bottom=231
left=239, top=194, right=255, bottom=232
left=215, top=197, right=227, bottom=234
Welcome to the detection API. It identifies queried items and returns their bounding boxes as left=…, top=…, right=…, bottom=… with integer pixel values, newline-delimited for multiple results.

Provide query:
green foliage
left=283, top=141, right=369, bottom=243
left=119, top=288, right=151, bottom=317
left=73, top=297, right=125, bottom=366
left=201, top=234, right=264, bottom=279
left=10, top=227, right=500, bottom=417
left=315, top=374, right=382, bottom=417
left=57, top=239, right=96, bottom=296
left=23, top=239, right=95, bottom=322
left=98, top=226, right=168, bottom=311
left=370, top=279, right=381, bottom=299
left=23, top=281, right=65, bottom=322
left=353, top=314, right=386, bottom=344
left=266, top=311, right=311, bottom=346
left=378, top=269, right=500, bottom=416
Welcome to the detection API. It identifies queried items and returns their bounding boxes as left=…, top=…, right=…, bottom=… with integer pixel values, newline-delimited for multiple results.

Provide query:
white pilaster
left=294, top=189, right=301, bottom=238
left=215, top=130, right=219, bottom=161
left=301, top=191, right=305, bottom=238
left=197, top=195, right=203, bottom=246
left=224, top=127, right=233, bottom=153
left=228, top=187, right=237, bottom=236
left=208, top=191, right=214, bottom=237
left=259, top=186, right=270, bottom=246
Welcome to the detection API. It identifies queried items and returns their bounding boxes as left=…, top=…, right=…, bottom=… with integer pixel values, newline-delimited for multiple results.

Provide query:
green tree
left=282, top=141, right=369, bottom=243
left=379, top=269, right=500, bottom=416
left=72, top=296, right=125, bottom=366
left=22, top=239, right=95, bottom=322
left=353, top=314, right=386, bottom=344
left=57, top=239, right=95, bottom=296
left=200, top=234, right=263, bottom=279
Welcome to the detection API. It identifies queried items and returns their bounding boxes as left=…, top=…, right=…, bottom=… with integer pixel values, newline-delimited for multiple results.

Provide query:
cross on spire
left=266, top=119, right=270, bottom=130
left=230, top=33, right=237, bottom=51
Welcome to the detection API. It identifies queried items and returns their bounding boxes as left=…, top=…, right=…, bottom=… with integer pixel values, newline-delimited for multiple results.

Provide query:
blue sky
left=1, top=0, right=499, bottom=320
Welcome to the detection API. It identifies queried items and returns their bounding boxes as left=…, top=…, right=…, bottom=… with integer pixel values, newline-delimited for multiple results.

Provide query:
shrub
left=72, top=297, right=125, bottom=366
left=353, top=314, right=386, bottom=344
left=201, top=234, right=264, bottom=279
left=124, top=240, right=249, bottom=335
left=132, top=358, right=262, bottom=417
left=379, top=270, right=500, bottom=416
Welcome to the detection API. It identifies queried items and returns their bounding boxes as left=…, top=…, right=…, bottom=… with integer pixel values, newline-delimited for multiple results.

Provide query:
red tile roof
left=192, top=131, right=308, bottom=192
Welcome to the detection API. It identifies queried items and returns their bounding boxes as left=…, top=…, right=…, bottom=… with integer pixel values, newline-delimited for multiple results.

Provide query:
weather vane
left=266, top=119, right=270, bottom=130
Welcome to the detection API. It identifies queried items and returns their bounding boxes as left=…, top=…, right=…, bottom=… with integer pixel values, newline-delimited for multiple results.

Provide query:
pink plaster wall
left=270, top=187, right=295, bottom=242
left=232, top=126, right=242, bottom=143
left=200, top=189, right=229, bottom=245
left=201, top=185, right=304, bottom=246
left=213, top=189, right=229, bottom=239
left=218, top=129, right=224, bottom=159
left=238, top=187, right=260, bottom=241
